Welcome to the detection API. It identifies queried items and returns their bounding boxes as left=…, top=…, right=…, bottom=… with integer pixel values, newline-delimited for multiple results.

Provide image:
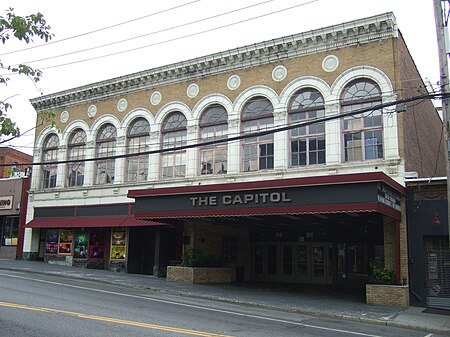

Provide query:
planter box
left=166, top=266, right=232, bottom=284
left=366, top=284, right=409, bottom=307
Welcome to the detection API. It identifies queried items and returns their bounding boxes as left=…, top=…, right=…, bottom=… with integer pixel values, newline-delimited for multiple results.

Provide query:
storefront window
left=110, top=228, right=127, bottom=260
left=1, top=216, right=19, bottom=246
left=347, top=244, right=368, bottom=275
left=58, top=230, right=73, bottom=255
left=89, top=229, right=105, bottom=259
left=45, top=230, right=58, bottom=254
left=74, top=229, right=88, bottom=259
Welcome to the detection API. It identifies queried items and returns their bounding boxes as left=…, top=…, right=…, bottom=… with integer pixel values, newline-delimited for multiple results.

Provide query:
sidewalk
left=0, top=259, right=449, bottom=335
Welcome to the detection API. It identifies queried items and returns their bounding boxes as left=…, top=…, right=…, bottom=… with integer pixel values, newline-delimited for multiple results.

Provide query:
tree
left=0, top=7, right=53, bottom=142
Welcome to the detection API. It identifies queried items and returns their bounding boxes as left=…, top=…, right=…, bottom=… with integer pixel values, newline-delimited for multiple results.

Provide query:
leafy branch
left=0, top=7, right=53, bottom=141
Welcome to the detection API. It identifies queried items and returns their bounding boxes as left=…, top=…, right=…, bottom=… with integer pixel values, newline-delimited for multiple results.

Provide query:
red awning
left=120, top=216, right=163, bottom=227
left=70, top=216, right=127, bottom=228
left=25, top=217, right=72, bottom=228
left=26, top=216, right=165, bottom=228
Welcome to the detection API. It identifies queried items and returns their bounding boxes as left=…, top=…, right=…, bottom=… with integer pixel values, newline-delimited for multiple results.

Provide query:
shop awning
left=26, top=216, right=164, bottom=228
left=25, top=217, right=72, bottom=228
left=130, top=172, right=404, bottom=222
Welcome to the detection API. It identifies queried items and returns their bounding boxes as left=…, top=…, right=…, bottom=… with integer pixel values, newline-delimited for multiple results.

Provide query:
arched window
left=161, top=112, right=187, bottom=178
left=67, top=129, right=86, bottom=187
left=199, top=104, right=228, bottom=175
left=41, top=134, right=59, bottom=189
left=126, top=118, right=150, bottom=182
left=341, top=79, right=383, bottom=162
left=289, top=89, right=325, bottom=166
left=95, top=124, right=116, bottom=184
left=241, top=96, right=274, bottom=172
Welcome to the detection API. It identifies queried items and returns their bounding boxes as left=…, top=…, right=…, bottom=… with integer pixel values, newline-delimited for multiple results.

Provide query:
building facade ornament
left=30, top=13, right=398, bottom=111
left=87, top=105, right=97, bottom=118
left=117, top=98, right=128, bottom=112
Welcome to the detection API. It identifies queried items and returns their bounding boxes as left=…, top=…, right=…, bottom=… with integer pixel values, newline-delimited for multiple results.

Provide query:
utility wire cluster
left=2, top=91, right=448, bottom=167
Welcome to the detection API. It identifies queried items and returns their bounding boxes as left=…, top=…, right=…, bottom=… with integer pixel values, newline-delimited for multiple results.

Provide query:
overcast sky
left=0, top=0, right=441, bottom=155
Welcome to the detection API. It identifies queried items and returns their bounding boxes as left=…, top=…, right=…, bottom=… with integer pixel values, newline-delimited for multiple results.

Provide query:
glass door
left=265, top=244, right=278, bottom=281
left=312, top=243, right=325, bottom=284
left=296, top=243, right=309, bottom=283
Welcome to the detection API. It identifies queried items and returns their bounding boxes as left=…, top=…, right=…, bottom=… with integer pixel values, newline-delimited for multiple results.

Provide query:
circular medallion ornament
left=117, top=98, right=128, bottom=112
left=272, top=65, right=287, bottom=82
left=227, top=75, right=241, bottom=90
left=187, top=83, right=199, bottom=98
left=150, top=91, right=162, bottom=105
left=87, top=105, right=97, bottom=118
left=60, top=110, right=69, bottom=123
left=322, top=55, right=339, bottom=72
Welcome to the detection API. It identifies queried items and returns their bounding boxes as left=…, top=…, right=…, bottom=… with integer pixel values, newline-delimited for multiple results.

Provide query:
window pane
left=344, top=132, right=362, bottom=162
left=243, top=145, right=258, bottom=171
left=364, top=130, right=383, bottom=160
left=341, top=79, right=383, bottom=162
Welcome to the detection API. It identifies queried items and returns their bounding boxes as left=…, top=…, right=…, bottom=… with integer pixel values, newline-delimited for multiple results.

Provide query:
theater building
left=23, top=12, right=445, bottom=294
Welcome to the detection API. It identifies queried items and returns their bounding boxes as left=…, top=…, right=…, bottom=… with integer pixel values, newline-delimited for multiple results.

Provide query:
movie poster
left=110, top=228, right=127, bottom=260
left=58, top=230, right=73, bottom=255
left=88, top=229, right=105, bottom=259
left=45, top=230, right=58, bottom=254
left=74, top=229, right=88, bottom=259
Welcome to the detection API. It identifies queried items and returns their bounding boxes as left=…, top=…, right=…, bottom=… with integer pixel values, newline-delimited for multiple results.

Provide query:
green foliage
left=0, top=8, right=53, bottom=140
left=368, top=259, right=396, bottom=285
left=181, top=247, right=224, bottom=268
left=0, top=8, right=52, bottom=43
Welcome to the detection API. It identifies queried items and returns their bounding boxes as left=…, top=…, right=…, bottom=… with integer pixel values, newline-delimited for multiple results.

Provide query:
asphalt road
left=0, top=270, right=445, bottom=337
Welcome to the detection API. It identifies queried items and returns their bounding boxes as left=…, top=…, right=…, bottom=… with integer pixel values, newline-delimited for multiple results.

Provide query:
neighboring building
left=23, top=12, right=445, bottom=303
left=406, top=178, right=450, bottom=310
left=0, top=147, right=32, bottom=178
left=0, top=176, right=30, bottom=259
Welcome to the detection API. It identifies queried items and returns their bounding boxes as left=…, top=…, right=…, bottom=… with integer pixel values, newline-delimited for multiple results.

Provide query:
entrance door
left=128, top=227, right=155, bottom=275
left=252, top=242, right=331, bottom=284
left=295, top=242, right=330, bottom=284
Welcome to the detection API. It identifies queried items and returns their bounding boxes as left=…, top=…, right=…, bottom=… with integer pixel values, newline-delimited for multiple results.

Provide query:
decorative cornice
left=30, top=12, right=397, bottom=112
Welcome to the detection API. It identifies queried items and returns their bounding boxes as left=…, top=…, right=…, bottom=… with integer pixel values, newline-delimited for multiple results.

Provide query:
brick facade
left=0, top=148, right=32, bottom=178
left=22, top=13, right=442, bottom=304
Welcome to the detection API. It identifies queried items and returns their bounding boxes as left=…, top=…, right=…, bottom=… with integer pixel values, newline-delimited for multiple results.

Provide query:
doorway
left=127, top=227, right=155, bottom=275
left=252, top=242, right=332, bottom=284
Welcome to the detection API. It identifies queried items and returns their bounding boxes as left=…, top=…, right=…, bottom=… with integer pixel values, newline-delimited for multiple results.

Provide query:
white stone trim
left=30, top=13, right=397, bottom=112
left=155, top=101, right=192, bottom=127
left=191, top=94, right=233, bottom=122
left=234, top=85, right=280, bottom=113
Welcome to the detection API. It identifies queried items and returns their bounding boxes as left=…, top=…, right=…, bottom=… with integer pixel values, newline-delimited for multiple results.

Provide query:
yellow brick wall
left=366, top=284, right=409, bottom=307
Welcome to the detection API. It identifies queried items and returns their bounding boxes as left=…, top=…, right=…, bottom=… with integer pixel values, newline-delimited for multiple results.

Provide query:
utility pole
left=433, top=0, right=450, bottom=244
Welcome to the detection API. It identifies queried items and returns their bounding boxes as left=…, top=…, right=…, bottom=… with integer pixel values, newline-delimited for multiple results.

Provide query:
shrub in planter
left=368, top=259, right=396, bottom=285
left=181, top=247, right=224, bottom=268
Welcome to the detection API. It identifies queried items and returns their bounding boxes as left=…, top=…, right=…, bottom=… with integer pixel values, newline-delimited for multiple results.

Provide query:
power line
left=0, top=0, right=203, bottom=56
left=1, top=85, right=442, bottom=153
left=11, top=0, right=280, bottom=67
left=24, top=0, right=319, bottom=71
left=2, top=91, right=447, bottom=167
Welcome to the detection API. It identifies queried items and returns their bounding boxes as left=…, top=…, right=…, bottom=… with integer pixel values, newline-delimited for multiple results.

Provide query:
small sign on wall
left=0, top=196, right=13, bottom=210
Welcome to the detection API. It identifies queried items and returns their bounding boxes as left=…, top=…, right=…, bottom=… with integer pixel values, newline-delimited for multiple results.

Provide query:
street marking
left=423, top=334, right=433, bottom=337
left=0, top=300, right=233, bottom=337
left=0, top=271, right=383, bottom=337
